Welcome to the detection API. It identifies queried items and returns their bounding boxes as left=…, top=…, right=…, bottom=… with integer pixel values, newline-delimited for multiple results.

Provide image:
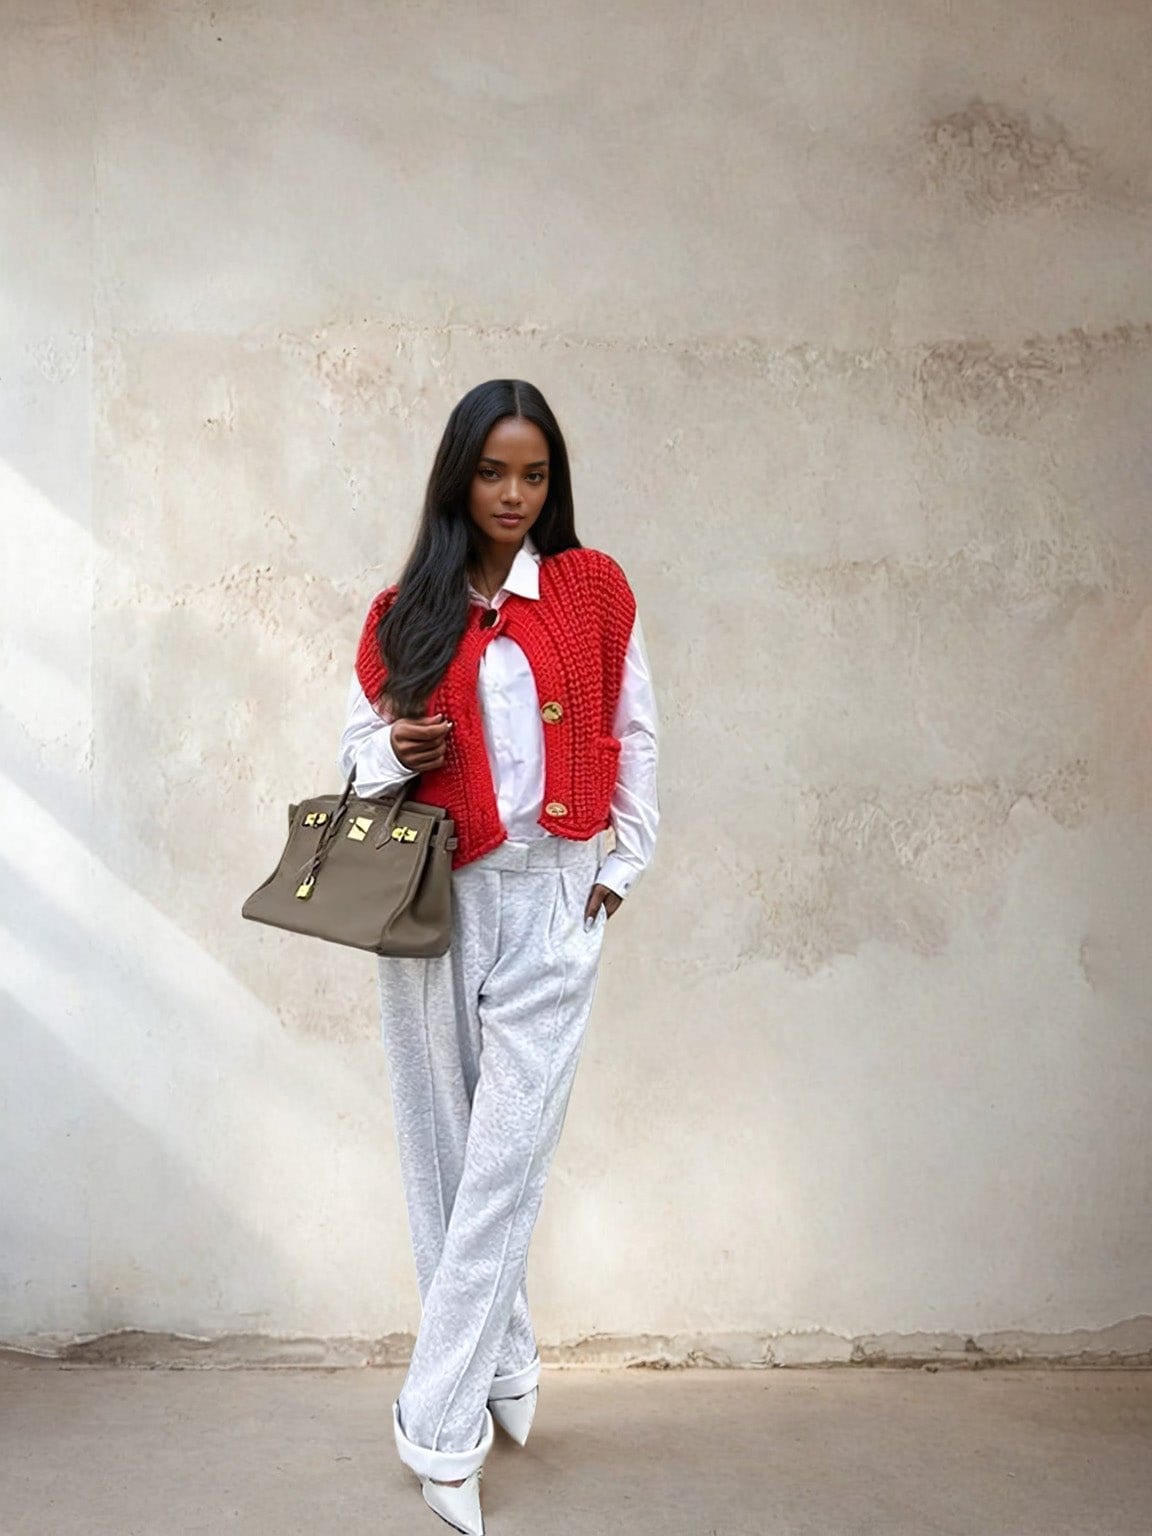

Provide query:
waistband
left=462, top=831, right=604, bottom=873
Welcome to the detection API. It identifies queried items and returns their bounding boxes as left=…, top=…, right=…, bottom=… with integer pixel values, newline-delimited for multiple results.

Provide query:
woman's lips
left=495, top=513, right=523, bottom=524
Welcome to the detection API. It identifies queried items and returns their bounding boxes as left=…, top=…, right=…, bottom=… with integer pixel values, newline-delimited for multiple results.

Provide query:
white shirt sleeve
left=336, top=669, right=418, bottom=795
left=595, top=609, right=660, bottom=899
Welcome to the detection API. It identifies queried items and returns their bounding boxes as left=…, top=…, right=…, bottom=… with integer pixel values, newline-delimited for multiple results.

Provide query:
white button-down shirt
left=337, top=536, right=659, bottom=897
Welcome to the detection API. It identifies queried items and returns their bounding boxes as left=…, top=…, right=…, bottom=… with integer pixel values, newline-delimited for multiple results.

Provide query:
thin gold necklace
left=471, top=563, right=506, bottom=601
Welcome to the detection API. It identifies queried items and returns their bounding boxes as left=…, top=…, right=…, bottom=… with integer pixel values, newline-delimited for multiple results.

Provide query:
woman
left=337, top=378, right=659, bottom=1535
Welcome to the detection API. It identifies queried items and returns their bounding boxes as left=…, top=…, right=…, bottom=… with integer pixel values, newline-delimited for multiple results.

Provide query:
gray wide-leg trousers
left=377, top=831, right=608, bottom=1480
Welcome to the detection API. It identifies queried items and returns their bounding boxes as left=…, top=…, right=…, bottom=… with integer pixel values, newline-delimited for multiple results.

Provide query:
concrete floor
left=2, top=1360, right=1150, bottom=1535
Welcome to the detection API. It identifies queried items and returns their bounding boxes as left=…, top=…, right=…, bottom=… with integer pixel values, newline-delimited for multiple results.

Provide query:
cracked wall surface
left=2, top=0, right=1151, bottom=1356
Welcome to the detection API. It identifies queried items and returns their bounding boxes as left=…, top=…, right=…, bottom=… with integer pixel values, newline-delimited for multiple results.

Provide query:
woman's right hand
left=391, top=712, right=454, bottom=772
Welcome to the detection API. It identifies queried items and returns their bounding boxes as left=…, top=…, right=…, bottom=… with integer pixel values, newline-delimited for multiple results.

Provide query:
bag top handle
left=296, top=772, right=413, bottom=887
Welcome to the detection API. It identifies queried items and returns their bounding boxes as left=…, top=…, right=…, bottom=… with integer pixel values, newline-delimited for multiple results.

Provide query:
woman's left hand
left=584, top=883, right=623, bottom=925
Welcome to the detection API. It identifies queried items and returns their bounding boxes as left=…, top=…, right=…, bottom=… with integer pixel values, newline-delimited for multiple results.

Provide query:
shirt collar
left=469, top=532, right=541, bottom=603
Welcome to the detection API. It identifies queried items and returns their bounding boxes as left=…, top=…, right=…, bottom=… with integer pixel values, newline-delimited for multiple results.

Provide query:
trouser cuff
left=392, top=1398, right=494, bottom=1480
left=487, top=1354, right=541, bottom=1401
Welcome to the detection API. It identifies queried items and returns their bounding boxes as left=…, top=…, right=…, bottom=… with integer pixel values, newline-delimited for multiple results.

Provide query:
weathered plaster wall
left=3, top=0, right=1151, bottom=1362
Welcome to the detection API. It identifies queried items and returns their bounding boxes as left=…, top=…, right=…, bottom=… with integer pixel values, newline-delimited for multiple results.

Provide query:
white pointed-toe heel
left=421, top=1467, right=484, bottom=1535
left=392, top=1398, right=491, bottom=1536
left=489, top=1385, right=538, bottom=1446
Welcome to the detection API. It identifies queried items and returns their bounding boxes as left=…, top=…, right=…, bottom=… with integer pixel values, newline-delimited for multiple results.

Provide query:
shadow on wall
left=0, top=701, right=415, bottom=1344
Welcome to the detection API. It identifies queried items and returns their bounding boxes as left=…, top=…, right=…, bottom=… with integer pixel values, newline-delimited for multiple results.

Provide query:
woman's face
left=467, top=416, right=550, bottom=555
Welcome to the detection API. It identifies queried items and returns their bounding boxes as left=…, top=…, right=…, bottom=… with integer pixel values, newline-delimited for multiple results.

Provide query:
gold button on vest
left=545, top=800, right=568, bottom=817
left=540, top=700, right=564, bottom=724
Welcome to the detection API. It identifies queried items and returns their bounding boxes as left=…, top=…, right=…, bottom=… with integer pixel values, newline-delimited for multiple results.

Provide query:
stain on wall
left=923, top=99, right=1095, bottom=211
left=915, top=323, right=1152, bottom=435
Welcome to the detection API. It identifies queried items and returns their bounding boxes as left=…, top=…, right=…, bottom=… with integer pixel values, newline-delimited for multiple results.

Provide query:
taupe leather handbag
left=241, top=771, right=456, bottom=957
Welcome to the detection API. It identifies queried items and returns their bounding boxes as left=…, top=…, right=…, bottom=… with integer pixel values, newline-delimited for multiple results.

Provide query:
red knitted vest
left=354, top=547, right=637, bottom=869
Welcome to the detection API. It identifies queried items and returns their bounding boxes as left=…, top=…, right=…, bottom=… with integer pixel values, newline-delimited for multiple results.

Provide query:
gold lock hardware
left=346, top=815, right=374, bottom=841
left=390, top=825, right=419, bottom=842
left=540, top=700, right=563, bottom=724
left=295, top=875, right=315, bottom=899
left=303, top=811, right=329, bottom=827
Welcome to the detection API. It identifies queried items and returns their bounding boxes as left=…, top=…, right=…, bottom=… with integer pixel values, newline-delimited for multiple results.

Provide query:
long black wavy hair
left=375, top=379, right=582, bottom=717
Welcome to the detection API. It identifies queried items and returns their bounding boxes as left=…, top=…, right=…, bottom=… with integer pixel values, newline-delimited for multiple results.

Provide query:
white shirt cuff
left=595, top=850, right=644, bottom=899
left=352, top=722, right=417, bottom=795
